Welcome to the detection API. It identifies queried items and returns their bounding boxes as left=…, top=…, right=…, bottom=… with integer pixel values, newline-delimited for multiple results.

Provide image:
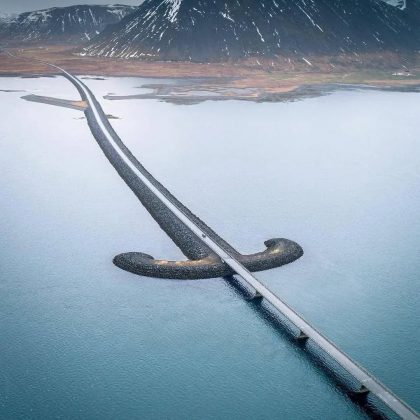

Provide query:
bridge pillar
left=249, top=290, right=263, bottom=301
left=352, top=385, right=370, bottom=401
left=297, top=331, right=309, bottom=342
left=355, top=385, right=370, bottom=395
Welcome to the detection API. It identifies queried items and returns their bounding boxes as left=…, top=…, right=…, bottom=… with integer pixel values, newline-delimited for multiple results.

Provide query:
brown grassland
left=1, top=45, right=420, bottom=98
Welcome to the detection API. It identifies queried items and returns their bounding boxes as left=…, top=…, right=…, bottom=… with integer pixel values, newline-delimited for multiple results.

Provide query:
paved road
left=3, top=49, right=419, bottom=419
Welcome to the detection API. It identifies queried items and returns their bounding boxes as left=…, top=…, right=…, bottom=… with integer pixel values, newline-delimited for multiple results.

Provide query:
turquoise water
left=0, top=76, right=419, bottom=419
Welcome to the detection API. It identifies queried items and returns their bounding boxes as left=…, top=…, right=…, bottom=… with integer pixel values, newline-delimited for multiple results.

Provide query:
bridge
left=4, top=49, right=419, bottom=419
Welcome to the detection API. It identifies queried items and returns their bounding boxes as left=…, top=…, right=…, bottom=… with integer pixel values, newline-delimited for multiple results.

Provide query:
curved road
left=3, top=49, right=419, bottom=420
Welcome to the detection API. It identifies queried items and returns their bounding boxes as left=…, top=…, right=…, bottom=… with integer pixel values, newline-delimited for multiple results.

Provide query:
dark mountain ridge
left=81, top=0, right=420, bottom=62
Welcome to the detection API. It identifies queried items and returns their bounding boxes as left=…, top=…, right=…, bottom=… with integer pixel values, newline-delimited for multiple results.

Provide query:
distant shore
left=1, top=45, right=420, bottom=103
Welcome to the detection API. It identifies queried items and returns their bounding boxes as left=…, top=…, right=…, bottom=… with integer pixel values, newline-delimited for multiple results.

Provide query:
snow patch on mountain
left=384, top=0, right=406, bottom=9
left=166, top=0, right=182, bottom=22
left=82, top=0, right=420, bottom=62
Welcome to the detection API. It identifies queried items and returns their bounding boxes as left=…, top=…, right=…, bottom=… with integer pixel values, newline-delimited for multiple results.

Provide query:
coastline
left=1, top=45, right=420, bottom=103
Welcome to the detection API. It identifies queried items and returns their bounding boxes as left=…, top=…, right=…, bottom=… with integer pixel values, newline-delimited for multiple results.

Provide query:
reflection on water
left=103, top=77, right=420, bottom=105
left=0, top=76, right=419, bottom=419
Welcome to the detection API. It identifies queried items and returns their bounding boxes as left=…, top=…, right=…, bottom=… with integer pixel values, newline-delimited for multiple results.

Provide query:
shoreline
left=2, top=71, right=419, bottom=105
left=1, top=45, right=420, bottom=104
left=1, top=45, right=420, bottom=88
left=101, top=81, right=420, bottom=105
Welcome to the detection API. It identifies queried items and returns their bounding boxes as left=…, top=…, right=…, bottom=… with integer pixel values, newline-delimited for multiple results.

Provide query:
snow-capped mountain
left=0, top=4, right=137, bottom=44
left=0, top=13, right=17, bottom=27
left=0, top=13, right=13, bottom=22
left=81, top=0, right=420, bottom=62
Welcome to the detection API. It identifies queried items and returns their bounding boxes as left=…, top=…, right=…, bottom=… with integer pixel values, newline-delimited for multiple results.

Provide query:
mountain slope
left=0, top=4, right=137, bottom=44
left=81, top=0, right=420, bottom=62
left=406, top=0, right=420, bottom=19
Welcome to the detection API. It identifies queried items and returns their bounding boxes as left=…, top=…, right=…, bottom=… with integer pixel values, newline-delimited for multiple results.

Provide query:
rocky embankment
left=64, top=76, right=303, bottom=279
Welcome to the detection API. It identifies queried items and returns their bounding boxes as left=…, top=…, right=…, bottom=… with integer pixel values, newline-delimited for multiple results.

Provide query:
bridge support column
left=297, top=331, right=309, bottom=342
left=355, top=385, right=370, bottom=396
left=249, top=290, right=263, bottom=301
left=352, top=385, right=370, bottom=401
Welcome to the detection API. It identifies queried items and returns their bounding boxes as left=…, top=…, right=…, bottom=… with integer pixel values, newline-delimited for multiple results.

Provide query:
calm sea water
left=0, top=76, right=419, bottom=419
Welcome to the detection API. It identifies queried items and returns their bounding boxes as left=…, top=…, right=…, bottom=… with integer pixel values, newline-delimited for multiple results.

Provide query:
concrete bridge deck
left=3, top=48, right=418, bottom=419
